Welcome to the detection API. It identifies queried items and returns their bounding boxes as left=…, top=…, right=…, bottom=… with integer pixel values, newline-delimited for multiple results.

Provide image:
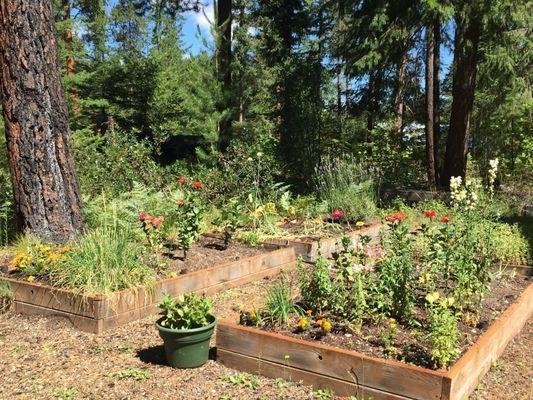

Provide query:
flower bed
left=217, top=281, right=533, bottom=400
left=261, top=222, right=382, bottom=262
left=0, top=245, right=297, bottom=334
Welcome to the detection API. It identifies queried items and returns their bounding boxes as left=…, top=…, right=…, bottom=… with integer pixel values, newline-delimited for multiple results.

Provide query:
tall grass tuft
left=315, top=156, right=377, bottom=222
left=49, top=227, right=154, bottom=294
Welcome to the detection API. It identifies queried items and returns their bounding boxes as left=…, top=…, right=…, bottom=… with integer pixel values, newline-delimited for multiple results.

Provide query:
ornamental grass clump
left=315, top=156, right=377, bottom=223
left=48, top=227, right=154, bottom=294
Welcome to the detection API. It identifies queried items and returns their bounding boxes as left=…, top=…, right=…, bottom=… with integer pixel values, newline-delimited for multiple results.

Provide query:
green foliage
left=262, top=278, right=300, bottom=326
left=214, top=199, right=247, bottom=247
left=158, top=292, right=213, bottom=330
left=315, top=156, right=377, bottom=222
left=297, top=255, right=333, bottom=312
left=48, top=227, right=154, bottom=294
left=378, top=216, right=416, bottom=321
left=425, top=294, right=460, bottom=369
left=174, top=197, right=204, bottom=257
left=222, top=372, right=259, bottom=390
left=114, top=368, right=151, bottom=381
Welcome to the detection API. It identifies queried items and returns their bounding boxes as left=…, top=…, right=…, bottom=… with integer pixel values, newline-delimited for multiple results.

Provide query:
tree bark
left=425, top=24, right=437, bottom=190
left=216, top=0, right=232, bottom=153
left=0, top=0, right=85, bottom=242
left=433, top=19, right=441, bottom=184
left=441, top=7, right=481, bottom=186
left=337, top=59, right=342, bottom=114
left=394, top=49, right=408, bottom=145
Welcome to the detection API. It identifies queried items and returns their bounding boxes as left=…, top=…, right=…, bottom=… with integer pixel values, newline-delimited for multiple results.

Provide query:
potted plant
left=156, top=292, right=216, bottom=368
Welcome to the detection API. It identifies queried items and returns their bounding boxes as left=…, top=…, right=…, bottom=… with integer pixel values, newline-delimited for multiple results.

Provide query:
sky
left=182, top=1, right=214, bottom=54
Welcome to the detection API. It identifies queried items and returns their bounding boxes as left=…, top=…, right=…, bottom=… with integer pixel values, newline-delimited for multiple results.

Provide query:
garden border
left=0, top=245, right=297, bottom=334
left=261, top=222, right=382, bottom=262
left=216, top=281, right=533, bottom=400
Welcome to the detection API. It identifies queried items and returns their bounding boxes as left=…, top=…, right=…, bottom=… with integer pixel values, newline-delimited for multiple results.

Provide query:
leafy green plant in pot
left=156, top=293, right=216, bottom=368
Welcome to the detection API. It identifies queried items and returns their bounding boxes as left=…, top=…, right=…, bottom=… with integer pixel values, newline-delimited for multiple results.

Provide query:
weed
left=114, top=368, right=151, bottom=381
left=314, top=388, right=334, bottom=399
left=51, top=387, right=78, bottom=399
left=222, top=372, right=259, bottom=390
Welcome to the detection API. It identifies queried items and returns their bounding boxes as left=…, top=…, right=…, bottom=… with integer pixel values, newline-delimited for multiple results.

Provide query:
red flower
left=152, top=215, right=164, bottom=228
left=178, top=177, right=186, bottom=184
left=139, top=212, right=148, bottom=221
left=192, top=181, right=203, bottom=188
left=386, top=212, right=406, bottom=223
left=424, top=210, right=436, bottom=219
left=331, top=209, right=344, bottom=220
left=440, top=216, right=451, bottom=223
left=176, top=198, right=186, bottom=205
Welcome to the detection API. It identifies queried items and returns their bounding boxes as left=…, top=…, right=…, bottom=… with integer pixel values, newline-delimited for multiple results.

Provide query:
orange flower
left=192, top=181, right=203, bottom=188
left=440, top=216, right=451, bottom=223
left=176, top=198, right=186, bottom=205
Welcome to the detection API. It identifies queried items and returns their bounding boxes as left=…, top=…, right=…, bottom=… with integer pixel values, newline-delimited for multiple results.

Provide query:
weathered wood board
left=216, top=282, right=533, bottom=400
left=262, top=222, right=382, bottom=262
left=2, top=246, right=297, bottom=334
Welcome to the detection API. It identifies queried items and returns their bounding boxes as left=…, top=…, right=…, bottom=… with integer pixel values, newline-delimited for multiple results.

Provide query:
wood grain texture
left=217, top=321, right=445, bottom=400
left=445, top=282, right=533, bottom=400
left=216, top=281, right=533, bottom=400
left=263, top=222, right=382, bottom=262
left=4, top=246, right=297, bottom=333
left=217, top=349, right=413, bottom=400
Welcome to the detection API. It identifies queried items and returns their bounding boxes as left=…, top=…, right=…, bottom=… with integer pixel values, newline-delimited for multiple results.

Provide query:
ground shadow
left=137, top=346, right=218, bottom=366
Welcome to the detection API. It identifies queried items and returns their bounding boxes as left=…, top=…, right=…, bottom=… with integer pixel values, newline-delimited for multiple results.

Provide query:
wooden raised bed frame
left=262, top=222, right=382, bottom=262
left=217, top=281, right=533, bottom=400
left=1, top=246, right=297, bottom=334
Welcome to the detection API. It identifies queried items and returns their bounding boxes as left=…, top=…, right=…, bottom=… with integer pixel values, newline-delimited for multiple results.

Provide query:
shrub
left=158, top=292, right=213, bottom=330
left=48, top=227, right=154, bottom=294
left=297, top=255, right=333, bottom=312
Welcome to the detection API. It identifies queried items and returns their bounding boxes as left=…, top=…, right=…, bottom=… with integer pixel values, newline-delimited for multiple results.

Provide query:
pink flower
left=152, top=215, right=164, bottom=228
left=139, top=212, right=147, bottom=221
left=386, top=212, right=406, bottom=223
left=331, top=209, right=344, bottom=220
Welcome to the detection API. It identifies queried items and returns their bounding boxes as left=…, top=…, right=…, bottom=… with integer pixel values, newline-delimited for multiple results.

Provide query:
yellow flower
left=58, top=244, right=71, bottom=254
left=356, top=221, right=365, bottom=227
left=306, top=309, right=313, bottom=315
left=425, top=292, right=440, bottom=304
left=298, top=317, right=309, bottom=330
left=264, top=202, right=277, bottom=214
left=321, top=319, right=332, bottom=332
left=388, top=318, right=397, bottom=329
left=27, top=276, right=35, bottom=282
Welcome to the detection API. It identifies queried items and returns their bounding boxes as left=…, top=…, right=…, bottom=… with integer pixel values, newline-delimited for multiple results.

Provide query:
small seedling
left=89, top=346, right=106, bottom=354
left=116, top=344, right=134, bottom=354
left=314, top=389, right=334, bottom=399
left=51, top=387, right=78, bottom=399
left=114, top=368, right=151, bottom=381
left=272, top=378, right=288, bottom=388
left=222, top=372, right=259, bottom=390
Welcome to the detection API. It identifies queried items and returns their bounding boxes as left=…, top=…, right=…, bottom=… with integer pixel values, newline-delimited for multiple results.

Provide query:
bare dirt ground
left=0, top=274, right=531, bottom=400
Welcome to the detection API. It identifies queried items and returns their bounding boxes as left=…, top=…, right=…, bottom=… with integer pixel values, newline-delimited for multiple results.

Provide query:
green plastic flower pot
left=156, top=315, right=216, bottom=369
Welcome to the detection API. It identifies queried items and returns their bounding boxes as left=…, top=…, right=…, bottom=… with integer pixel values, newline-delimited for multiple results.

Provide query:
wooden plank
left=445, top=282, right=533, bottom=400
left=14, top=301, right=101, bottom=334
left=506, top=264, right=533, bottom=277
left=2, top=277, right=99, bottom=318
left=217, top=349, right=413, bottom=400
left=217, top=321, right=444, bottom=400
left=98, top=262, right=297, bottom=333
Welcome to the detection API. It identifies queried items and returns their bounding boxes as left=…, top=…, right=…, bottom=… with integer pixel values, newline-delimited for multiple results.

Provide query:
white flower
left=247, top=157, right=253, bottom=162
left=256, top=152, right=263, bottom=157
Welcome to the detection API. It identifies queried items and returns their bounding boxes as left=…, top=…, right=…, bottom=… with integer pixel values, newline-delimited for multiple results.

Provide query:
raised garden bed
left=261, top=222, right=382, bottom=262
left=217, top=280, right=533, bottom=400
left=0, top=244, right=297, bottom=334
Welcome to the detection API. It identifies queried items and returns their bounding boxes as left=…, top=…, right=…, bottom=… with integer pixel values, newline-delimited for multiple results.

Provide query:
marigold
left=440, top=216, right=451, bottom=223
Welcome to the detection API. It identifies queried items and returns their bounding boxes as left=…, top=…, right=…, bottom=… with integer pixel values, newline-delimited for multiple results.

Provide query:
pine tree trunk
left=394, top=49, right=408, bottom=145
left=0, top=0, right=85, bottom=242
left=441, top=9, right=481, bottom=186
left=337, top=59, right=342, bottom=114
left=425, top=25, right=437, bottom=190
left=433, top=19, right=441, bottom=184
left=216, top=0, right=232, bottom=152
